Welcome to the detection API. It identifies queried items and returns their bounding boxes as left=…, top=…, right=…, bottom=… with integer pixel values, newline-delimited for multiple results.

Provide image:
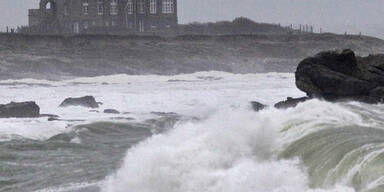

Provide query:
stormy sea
left=0, top=71, right=383, bottom=192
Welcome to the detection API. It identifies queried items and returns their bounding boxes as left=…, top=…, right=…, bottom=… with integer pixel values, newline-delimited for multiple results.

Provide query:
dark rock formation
left=369, top=87, right=384, bottom=102
left=250, top=101, right=267, bottom=111
left=295, top=49, right=384, bottom=103
left=48, top=117, right=60, bottom=121
left=0, top=101, right=40, bottom=118
left=59, top=96, right=99, bottom=108
left=104, top=109, right=120, bottom=114
left=274, top=97, right=311, bottom=109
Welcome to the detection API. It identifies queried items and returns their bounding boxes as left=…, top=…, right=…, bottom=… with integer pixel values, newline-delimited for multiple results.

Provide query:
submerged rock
left=0, top=101, right=40, bottom=118
left=40, top=114, right=60, bottom=118
left=250, top=101, right=267, bottom=112
left=59, top=96, right=99, bottom=108
left=104, top=109, right=120, bottom=114
left=274, top=97, right=311, bottom=109
left=110, top=117, right=135, bottom=121
left=151, top=112, right=179, bottom=116
left=47, top=117, right=85, bottom=122
left=295, top=49, right=384, bottom=103
left=48, top=117, right=60, bottom=121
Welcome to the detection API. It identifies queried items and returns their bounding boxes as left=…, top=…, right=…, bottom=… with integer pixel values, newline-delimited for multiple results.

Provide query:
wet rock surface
left=59, top=96, right=99, bottom=108
left=104, top=109, right=120, bottom=114
left=0, top=101, right=40, bottom=118
left=295, top=49, right=384, bottom=103
left=274, top=97, right=311, bottom=109
left=250, top=101, right=267, bottom=111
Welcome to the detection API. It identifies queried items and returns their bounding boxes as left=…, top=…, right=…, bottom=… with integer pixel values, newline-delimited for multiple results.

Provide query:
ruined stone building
left=28, top=0, right=178, bottom=35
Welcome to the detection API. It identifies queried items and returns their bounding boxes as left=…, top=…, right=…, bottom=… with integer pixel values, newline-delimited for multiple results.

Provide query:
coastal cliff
left=0, top=33, right=383, bottom=80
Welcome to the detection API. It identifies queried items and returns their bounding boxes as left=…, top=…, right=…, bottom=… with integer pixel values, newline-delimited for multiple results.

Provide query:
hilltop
left=0, top=33, right=383, bottom=80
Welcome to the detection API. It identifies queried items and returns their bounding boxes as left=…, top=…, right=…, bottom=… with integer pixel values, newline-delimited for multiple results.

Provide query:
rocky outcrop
left=295, top=49, right=384, bottom=103
left=59, top=96, right=99, bottom=108
left=369, top=87, right=384, bottom=102
left=274, top=97, right=311, bottom=109
left=250, top=101, right=267, bottom=111
left=0, top=101, right=40, bottom=118
left=104, top=109, right=120, bottom=114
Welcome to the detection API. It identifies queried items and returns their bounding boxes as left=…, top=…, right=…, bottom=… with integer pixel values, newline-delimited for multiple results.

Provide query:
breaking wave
left=103, top=100, right=384, bottom=192
left=1, top=72, right=384, bottom=192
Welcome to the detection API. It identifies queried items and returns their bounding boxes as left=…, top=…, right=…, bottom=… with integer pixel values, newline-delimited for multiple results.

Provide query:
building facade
left=28, top=0, right=178, bottom=35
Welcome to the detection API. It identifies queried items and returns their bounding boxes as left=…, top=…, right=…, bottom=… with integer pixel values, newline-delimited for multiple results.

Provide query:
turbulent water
left=0, top=71, right=383, bottom=192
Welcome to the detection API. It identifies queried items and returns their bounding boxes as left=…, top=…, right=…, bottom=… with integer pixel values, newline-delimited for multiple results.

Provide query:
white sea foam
left=0, top=118, right=70, bottom=141
left=102, top=106, right=357, bottom=192
left=0, top=72, right=302, bottom=140
left=1, top=71, right=377, bottom=191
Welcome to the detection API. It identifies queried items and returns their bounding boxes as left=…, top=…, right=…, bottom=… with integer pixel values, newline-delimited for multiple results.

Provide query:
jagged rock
left=274, top=97, right=311, bottom=109
left=250, top=101, right=267, bottom=111
left=0, top=101, right=40, bottom=118
left=369, top=87, right=384, bottom=102
left=295, top=49, right=384, bottom=103
left=104, top=109, right=120, bottom=114
left=59, top=96, right=99, bottom=108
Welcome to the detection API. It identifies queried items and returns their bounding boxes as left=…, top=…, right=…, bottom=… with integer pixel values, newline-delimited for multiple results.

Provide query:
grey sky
left=1, top=0, right=383, bottom=39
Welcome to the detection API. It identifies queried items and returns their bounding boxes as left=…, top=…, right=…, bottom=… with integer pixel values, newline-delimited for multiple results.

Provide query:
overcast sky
left=0, top=0, right=383, bottom=38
